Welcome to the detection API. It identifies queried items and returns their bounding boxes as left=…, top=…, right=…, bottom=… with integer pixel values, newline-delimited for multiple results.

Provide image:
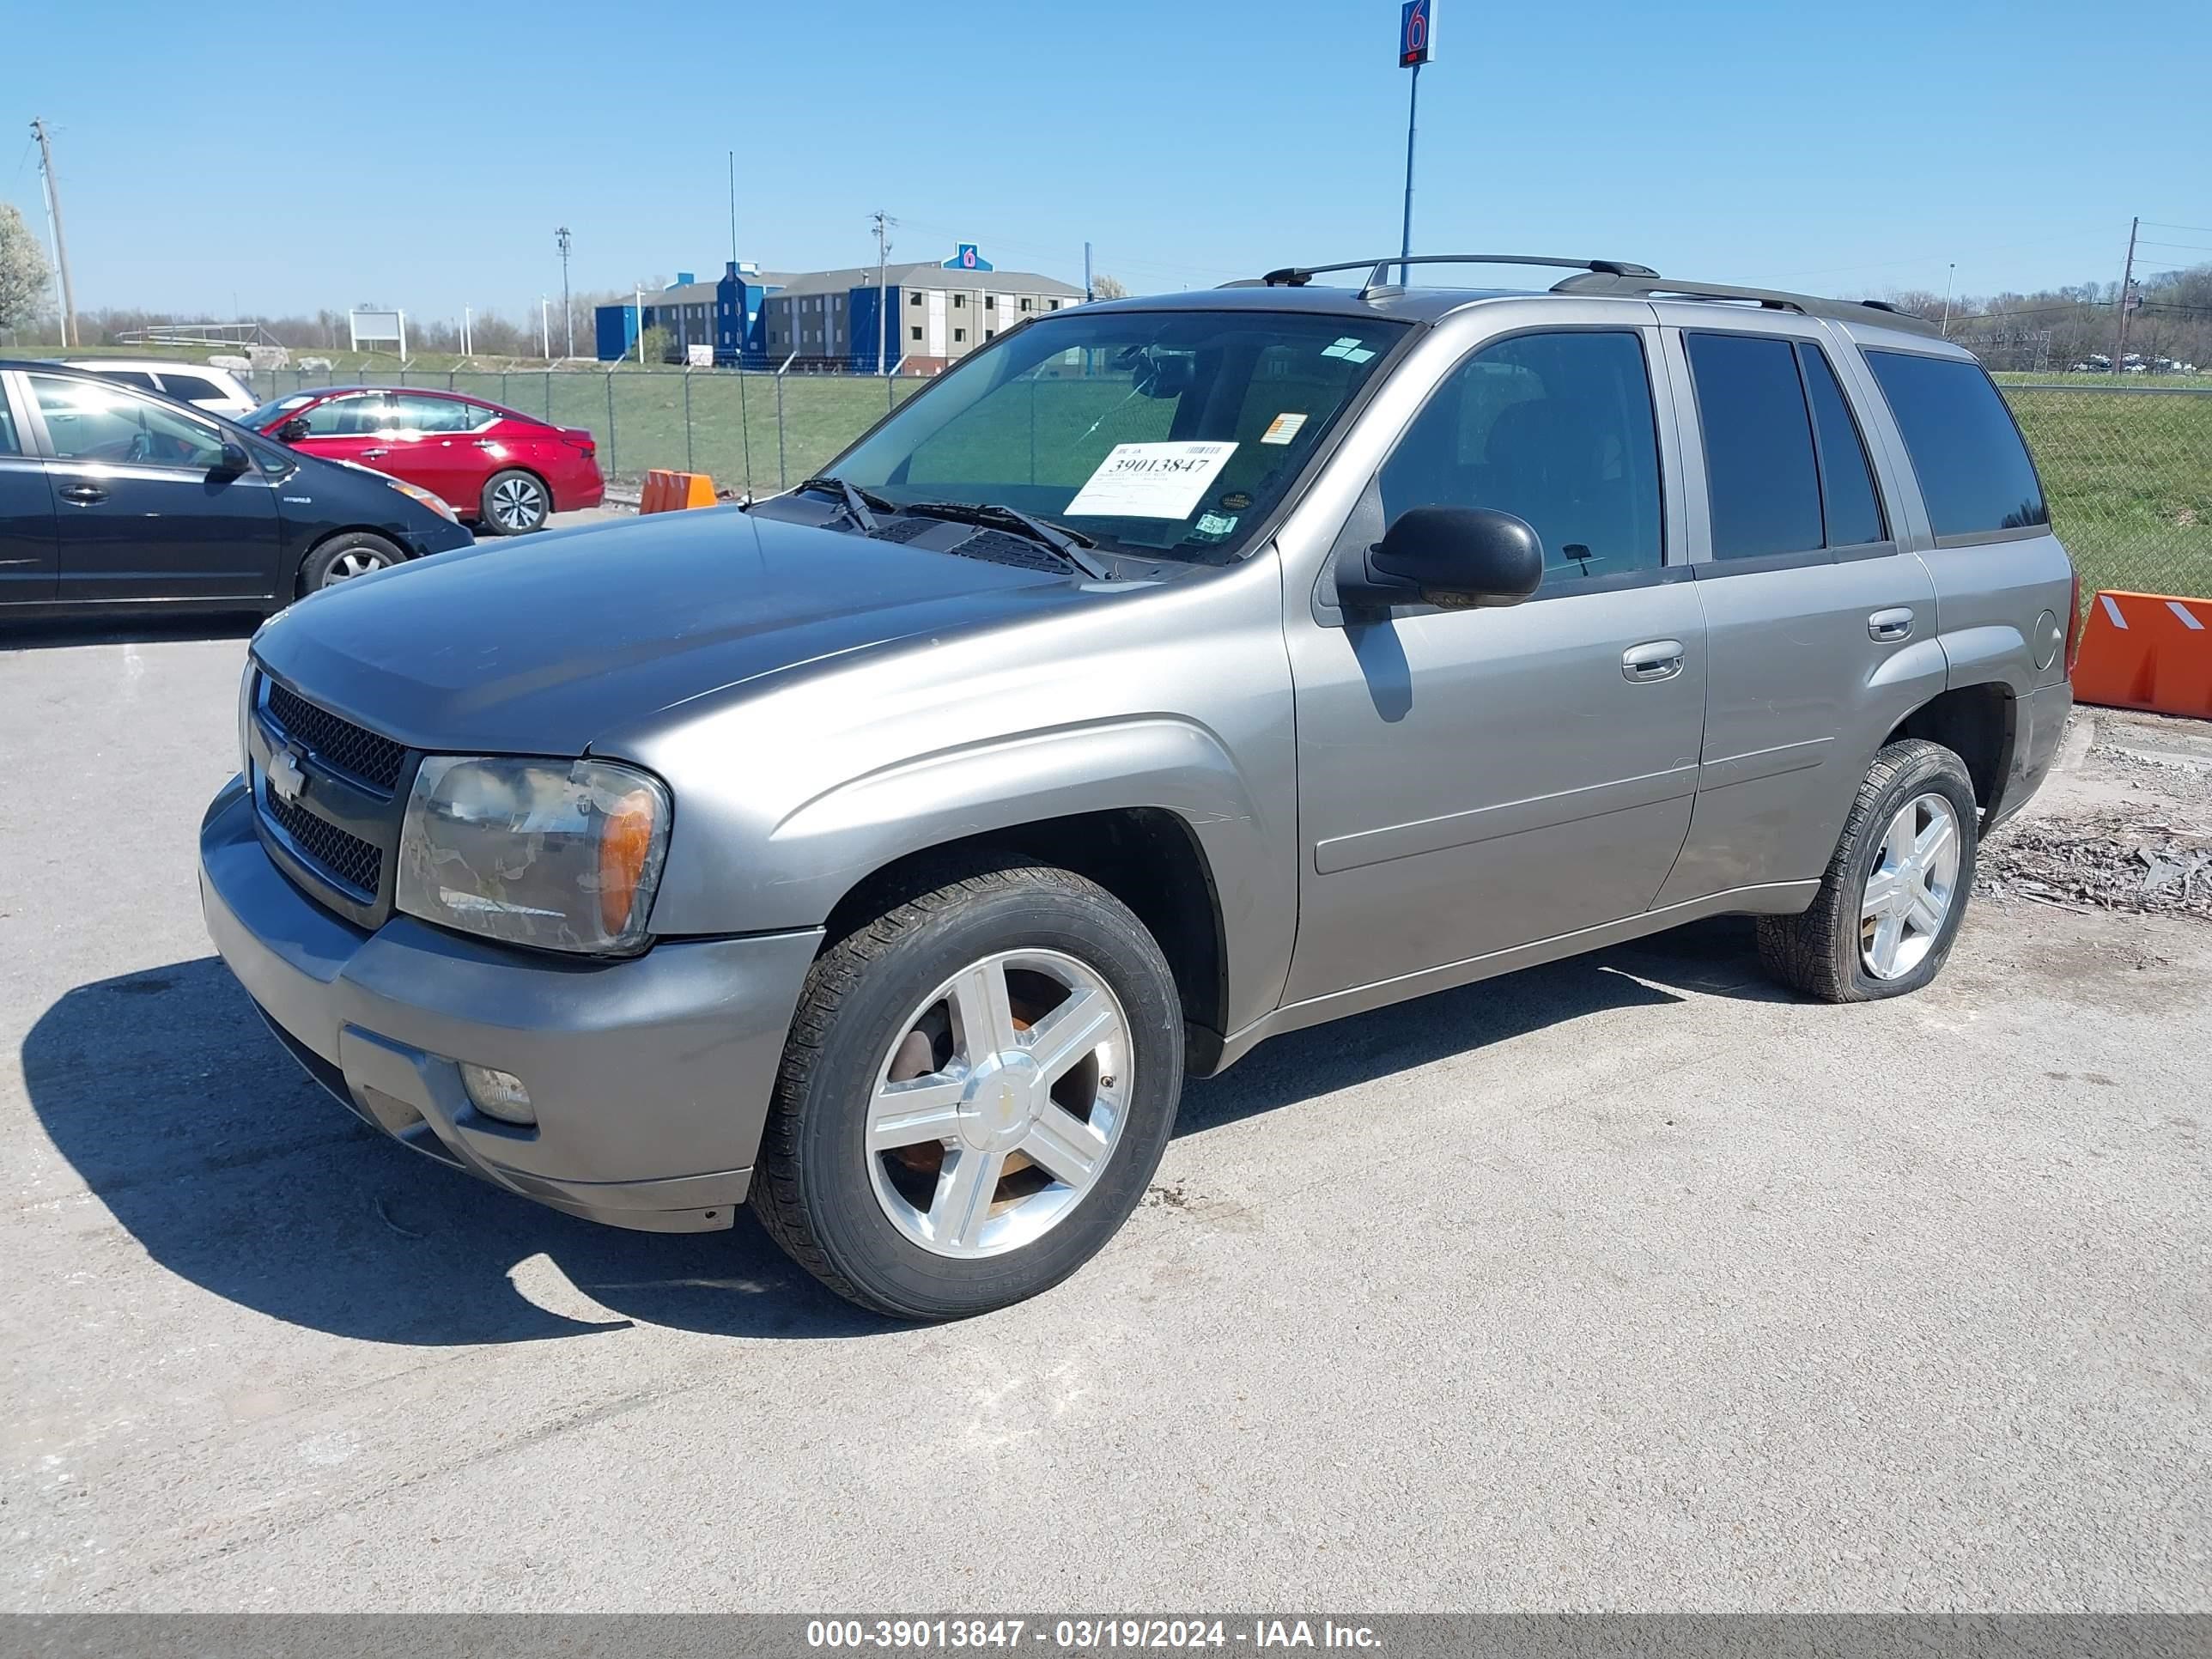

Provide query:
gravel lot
left=3, top=621, right=2207, bottom=1613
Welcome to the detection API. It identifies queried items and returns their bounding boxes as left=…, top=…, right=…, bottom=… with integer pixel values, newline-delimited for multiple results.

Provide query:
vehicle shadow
left=0, top=613, right=263, bottom=651
left=19, top=918, right=1786, bottom=1348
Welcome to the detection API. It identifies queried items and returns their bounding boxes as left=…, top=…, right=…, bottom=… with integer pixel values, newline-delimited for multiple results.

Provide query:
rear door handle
left=1869, top=607, right=1915, bottom=642
left=1622, top=639, right=1686, bottom=683
left=58, top=483, right=108, bottom=505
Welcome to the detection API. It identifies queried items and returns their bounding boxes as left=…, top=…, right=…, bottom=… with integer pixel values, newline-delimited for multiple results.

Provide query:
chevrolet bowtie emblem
left=266, top=746, right=307, bottom=805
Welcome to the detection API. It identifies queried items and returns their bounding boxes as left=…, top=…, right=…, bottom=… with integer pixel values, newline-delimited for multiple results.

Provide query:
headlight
left=395, top=757, right=672, bottom=955
left=386, top=477, right=459, bottom=524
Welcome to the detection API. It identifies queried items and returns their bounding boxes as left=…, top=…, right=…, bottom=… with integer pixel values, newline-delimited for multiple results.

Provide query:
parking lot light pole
left=556, top=226, right=574, bottom=359
left=1397, top=2, right=1435, bottom=285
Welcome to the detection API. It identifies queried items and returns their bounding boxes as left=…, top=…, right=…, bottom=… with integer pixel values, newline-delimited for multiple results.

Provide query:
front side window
left=1378, top=330, right=1663, bottom=586
left=1685, top=332, right=1824, bottom=560
left=831, top=308, right=1407, bottom=562
left=296, top=393, right=389, bottom=436
left=380, top=395, right=481, bottom=434
left=28, top=374, right=225, bottom=470
left=1865, top=349, right=2048, bottom=537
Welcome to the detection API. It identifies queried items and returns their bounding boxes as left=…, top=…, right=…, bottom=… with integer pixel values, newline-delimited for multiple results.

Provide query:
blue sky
left=6, top=0, right=2208, bottom=329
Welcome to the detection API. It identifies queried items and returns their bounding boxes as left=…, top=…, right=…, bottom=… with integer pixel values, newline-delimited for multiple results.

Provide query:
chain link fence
left=1999, top=384, right=2212, bottom=602
left=239, top=367, right=2212, bottom=602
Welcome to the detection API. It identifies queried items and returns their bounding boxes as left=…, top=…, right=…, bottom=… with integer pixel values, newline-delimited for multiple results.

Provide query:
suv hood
left=251, top=507, right=1097, bottom=757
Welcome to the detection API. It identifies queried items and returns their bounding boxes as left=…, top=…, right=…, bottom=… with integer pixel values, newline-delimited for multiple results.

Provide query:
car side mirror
left=1335, top=505, right=1544, bottom=613
left=213, top=441, right=252, bottom=476
left=276, top=418, right=310, bottom=443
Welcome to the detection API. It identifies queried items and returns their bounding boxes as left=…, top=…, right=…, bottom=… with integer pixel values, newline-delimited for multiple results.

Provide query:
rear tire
left=752, top=854, right=1184, bottom=1320
left=480, top=469, right=550, bottom=535
left=1757, top=738, right=1979, bottom=1003
left=297, top=531, right=404, bottom=597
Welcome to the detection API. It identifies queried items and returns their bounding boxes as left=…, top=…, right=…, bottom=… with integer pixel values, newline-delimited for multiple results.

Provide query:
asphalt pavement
left=3, top=620, right=2207, bottom=1612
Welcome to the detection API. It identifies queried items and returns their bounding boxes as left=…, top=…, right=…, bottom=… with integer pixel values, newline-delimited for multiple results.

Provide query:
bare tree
left=1090, top=273, right=1131, bottom=301
left=0, top=203, right=54, bottom=338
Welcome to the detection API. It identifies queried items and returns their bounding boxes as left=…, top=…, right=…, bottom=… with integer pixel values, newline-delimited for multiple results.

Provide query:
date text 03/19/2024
left=804, top=1620, right=1383, bottom=1650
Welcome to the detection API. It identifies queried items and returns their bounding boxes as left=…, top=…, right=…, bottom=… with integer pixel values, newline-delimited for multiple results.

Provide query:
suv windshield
left=829, top=309, right=1407, bottom=562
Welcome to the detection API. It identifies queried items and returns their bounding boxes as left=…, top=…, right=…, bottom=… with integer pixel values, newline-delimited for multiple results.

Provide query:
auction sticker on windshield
left=1066, top=441, right=1239, bottom=519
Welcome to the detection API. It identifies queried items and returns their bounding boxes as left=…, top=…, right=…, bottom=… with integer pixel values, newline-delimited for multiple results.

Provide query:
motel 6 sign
left=1400, top=0, right=1435, bottom=66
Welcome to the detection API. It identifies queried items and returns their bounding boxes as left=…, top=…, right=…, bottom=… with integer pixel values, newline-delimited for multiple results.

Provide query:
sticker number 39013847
left=1064, top=441, right=1240, bottom=520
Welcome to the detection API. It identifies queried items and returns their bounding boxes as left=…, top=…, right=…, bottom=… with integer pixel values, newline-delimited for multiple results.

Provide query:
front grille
left=264, top=680, right=407, bottom=793
left=262, top=787, right=383, bottom=896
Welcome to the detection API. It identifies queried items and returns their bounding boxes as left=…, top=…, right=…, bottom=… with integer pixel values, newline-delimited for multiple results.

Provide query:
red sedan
left=246, top=386, right=604, bottom=534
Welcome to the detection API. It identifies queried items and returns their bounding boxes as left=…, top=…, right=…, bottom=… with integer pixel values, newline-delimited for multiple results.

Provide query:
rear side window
left=158, top=373, right=228, bottom=403
left=1865, top=350, right=2048, bottom=537
left=1797, top=344, right=1885, bottom=548
left=98, top=369, right=161, bottom=392
left=1685, top=333, right=1823, bottom=560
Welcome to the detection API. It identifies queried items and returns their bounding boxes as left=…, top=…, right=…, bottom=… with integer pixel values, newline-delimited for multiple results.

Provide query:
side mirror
left=213, top=441, right=252, bottom=476
left=276, top=418, right=310, bottom=443
left=1335, top=505, right=1544, bottom=613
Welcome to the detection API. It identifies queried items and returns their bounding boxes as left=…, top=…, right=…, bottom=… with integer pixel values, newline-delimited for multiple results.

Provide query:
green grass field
left=2004, top=389, right=2212, bottom=601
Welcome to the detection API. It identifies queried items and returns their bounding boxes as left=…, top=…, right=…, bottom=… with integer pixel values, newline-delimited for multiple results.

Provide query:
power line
left=2141, top=221, right=2212, bottom=236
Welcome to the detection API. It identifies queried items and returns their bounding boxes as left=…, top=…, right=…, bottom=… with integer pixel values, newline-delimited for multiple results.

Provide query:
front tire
left=480, top=469, right=550, bottom=535
left=752, top=856, right=1185, bottom=1320
left=297, top=531, right=404, bottom=597
left=1757, top=738, right=1979, bottom=1002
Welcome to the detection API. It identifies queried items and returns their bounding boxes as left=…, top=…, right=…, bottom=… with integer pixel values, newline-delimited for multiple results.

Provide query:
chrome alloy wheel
left=489, top=474, right=546, bottom=532
left=1860, top=791, right=1962, bottom=980
left=865, top=949, right=1133, bottom=1259
left=325, top=548, right=388, bottom=583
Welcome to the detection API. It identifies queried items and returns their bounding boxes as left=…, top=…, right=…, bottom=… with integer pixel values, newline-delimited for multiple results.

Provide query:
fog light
left=459, top=1063, right=535, bottom=1126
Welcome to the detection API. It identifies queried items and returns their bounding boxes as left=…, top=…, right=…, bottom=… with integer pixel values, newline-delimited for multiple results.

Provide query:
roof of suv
left=1083, top=253, right=1947, bottom=340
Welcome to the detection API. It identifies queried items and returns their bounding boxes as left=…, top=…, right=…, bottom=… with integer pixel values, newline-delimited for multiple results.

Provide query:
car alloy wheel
left=1858, top=791, right=1962, bottom=981
left=864, top=947, right=1133, bottom=1259
left=489, top=474, right=548, bottom=533
left=325, top=549, right=389, bottom=583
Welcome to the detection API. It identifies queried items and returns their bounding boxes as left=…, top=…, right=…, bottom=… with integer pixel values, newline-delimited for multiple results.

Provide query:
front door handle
left=360, top=447, right=391, bottom=459
left=1622, top=639, right=1686, bottom=683
left=58, top=483, right=108, bottom=505
left=1869, top=607, right=1915, bottom=642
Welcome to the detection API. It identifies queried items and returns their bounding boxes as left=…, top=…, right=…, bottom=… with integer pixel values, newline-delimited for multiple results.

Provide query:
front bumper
left=198, top=775, right=821, bottom=1232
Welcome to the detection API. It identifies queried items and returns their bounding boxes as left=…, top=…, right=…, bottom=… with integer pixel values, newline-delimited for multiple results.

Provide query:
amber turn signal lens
left=598, top=787, right=659, bottom=935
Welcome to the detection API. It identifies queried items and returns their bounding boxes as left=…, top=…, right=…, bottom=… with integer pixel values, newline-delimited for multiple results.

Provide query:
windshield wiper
left=794, top=475, right=893, bottom=533
left=903, top=501, right=1109, bottom=580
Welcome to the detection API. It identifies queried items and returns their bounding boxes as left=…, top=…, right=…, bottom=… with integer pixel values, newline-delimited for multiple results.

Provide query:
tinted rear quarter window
left=1685, top=332, right=1823, bottom=559
left=1865, top=350, right=2047, bottom=538
left=158, top=374, right=227, bottom=402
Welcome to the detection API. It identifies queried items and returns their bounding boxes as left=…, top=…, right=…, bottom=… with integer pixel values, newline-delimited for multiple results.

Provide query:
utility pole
left=635, top=285, right=646, bottom=365
left=540, top=295, right=551, bottom=360
left=30, top=118, right=77, bottom=349
left=2112, top=216, right=2139, bottom=376
left=462, top=306, right=473, bottom=356
left=728, top=151, right=738, bottom=270
left=871, top=210, right=895, bottom=377
left=556, top=226, right=574, bottom=359
left=1940, top=263, right=1955, bottom=338
left=1085, top=240, right=1094, bottom=304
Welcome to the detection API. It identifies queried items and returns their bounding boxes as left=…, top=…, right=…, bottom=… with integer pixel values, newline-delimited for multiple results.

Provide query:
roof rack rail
left=1548, top=271, right=1942, bottom=337
left=1259, top=254, right=1659, bottom=295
